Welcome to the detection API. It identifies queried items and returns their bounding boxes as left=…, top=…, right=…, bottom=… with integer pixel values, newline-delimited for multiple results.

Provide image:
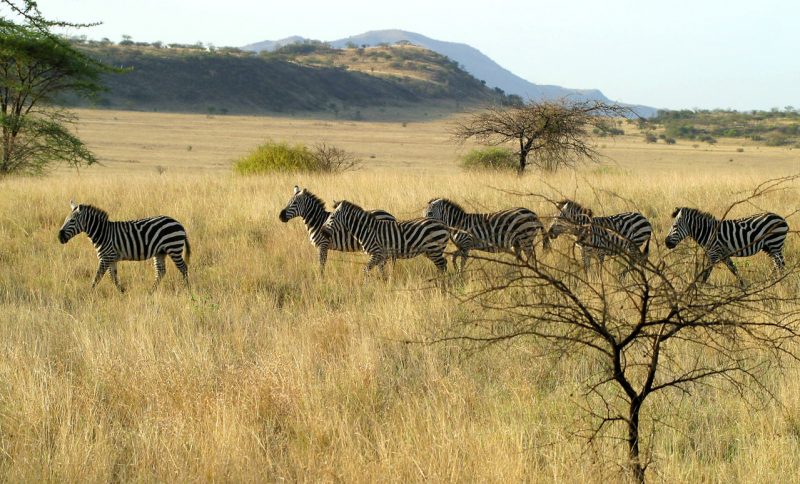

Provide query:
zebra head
left=423, top=198, right=465, bottom=227
left=665, top=207, right=689, bottom=249
left=58, top=200, right=84, bottom=244
left=279, top=185, right=308, bottom=223
left=547, top=200, right=592, bottom=241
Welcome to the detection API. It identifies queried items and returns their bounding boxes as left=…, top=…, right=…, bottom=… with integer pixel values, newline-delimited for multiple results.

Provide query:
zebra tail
left=184, top=236, right=192, bottom=263
left=642, top=237, right=650, bottom=259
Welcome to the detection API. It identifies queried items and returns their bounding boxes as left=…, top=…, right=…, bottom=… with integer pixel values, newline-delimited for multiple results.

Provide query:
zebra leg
left=364, top=253, right=385, bottom=279
left=318, top=241, right=330, bottom=276
left=91, top=260, right=110, bottom=289
left=426, top=251, right=448, bottom=273
left=769, top=251, right=785, bottom=279
left=152, top=254, right=167, bottom=291
left=582, top=249, right=591, bottom=274
left=168, top=251, right=191, bottom=289
left=109, top=262, right=125, bottom=293
left=722, top=257, right=746, bottom=289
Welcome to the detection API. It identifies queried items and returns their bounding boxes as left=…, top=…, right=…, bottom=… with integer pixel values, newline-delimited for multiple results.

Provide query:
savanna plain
left=1, top=109, right=799, bottom=482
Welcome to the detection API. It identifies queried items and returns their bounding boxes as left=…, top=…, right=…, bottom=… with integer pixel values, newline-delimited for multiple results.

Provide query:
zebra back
left=279, top=186, right=394, bottom=253
left=667, top=207, right=788, bottom=258
left=328, top=200, right=449, bottom=258
left=425, top=197, right=542, bottom=252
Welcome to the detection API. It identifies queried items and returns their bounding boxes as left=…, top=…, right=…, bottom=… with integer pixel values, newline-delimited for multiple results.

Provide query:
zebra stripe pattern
left=547, top=200, right=652, bottom=273
left=58, top=201, right=190, bottom=292
left=665, top=207, right=788, bottom=286
left=323, top=200, right=450, bottom=276
left=423, top=198, right=544, bottom=270
left=279, top=186, right=395, bottom=273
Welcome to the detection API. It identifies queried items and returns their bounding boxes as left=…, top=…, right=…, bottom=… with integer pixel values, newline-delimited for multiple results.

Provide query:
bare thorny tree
left=452, top=99, right=635, bottom=174
left=426, top=177, right=800, bottom=482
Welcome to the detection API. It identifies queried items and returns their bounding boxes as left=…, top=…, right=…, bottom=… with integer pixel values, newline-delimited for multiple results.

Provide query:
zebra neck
left=84, top=216, right=112, bottom=247
left=690, top=219, right=719, bottom=246
left=347, top=216, right=377, bottom=246
left=302, top=208, right=330, bottom=239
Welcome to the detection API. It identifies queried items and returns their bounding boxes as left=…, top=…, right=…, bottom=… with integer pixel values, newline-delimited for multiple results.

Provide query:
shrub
left=233, top=141, right=361, bottom=174
left=644, top=132, right=658, bottom=143
left=460, top=147, right=517, bottom=171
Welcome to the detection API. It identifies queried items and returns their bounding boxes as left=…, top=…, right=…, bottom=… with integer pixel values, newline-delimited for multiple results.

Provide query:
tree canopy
left=0, top=0, right=111, bottom=174
left=453, top=100, right=633, bottom=174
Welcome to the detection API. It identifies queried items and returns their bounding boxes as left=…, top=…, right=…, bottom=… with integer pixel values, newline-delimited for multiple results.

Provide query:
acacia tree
left=453, top=100, right=633, bottom=174
left=0, top=0, right=110, bottom=174
left=432, top=181, right=800, bottom=482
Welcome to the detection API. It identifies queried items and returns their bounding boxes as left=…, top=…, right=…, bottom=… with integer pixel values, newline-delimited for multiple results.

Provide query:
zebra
left=665, top=207, right=788, bottom=287
left=322, top=199, right=450, bottom=276
left=423, top=198, right=544, bottom=270
left=58, top=201, right=190, bottom=292
left=278, top=186, right=396, bottom=274
left=546, top=199, right=652, bottom=274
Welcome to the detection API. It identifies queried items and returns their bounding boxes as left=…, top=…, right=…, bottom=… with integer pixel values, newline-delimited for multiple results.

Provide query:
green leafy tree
left=0, top=0, right=113, bottom=174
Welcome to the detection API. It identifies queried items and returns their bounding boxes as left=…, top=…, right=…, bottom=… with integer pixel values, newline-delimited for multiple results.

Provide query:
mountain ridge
left=243, top=29, right=656, bottom=117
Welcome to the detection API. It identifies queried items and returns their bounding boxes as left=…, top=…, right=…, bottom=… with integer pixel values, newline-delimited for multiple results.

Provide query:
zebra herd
left=58, top=186, right=790, bottom=291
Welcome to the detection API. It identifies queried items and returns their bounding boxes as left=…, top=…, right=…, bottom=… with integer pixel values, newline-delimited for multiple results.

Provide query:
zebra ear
left=293, top=185, right=301, bottom=194
left=70, top=199, right=78, bottom=210
left=671, top=207, right=680, bottom=218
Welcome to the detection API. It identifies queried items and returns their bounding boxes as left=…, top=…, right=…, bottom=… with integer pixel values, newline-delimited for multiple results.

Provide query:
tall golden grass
left=0, top=110, right=798, bottom=481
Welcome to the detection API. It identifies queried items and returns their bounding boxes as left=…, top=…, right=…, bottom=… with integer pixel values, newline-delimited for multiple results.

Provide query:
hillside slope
left=68, top=43, right=505, bottom=116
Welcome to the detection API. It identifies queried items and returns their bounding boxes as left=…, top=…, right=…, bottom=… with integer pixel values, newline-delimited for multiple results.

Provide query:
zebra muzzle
left=58, top=230, right=68, bottom=244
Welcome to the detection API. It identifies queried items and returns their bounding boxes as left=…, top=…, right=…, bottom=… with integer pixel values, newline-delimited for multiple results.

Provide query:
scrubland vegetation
left=0, top=110, right=799, bottom=481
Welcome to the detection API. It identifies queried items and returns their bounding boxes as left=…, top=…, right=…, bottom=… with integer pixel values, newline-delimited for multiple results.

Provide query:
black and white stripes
left=279, top=186, right=395, bottom=273
left=546, top=199, right=652, bottom=273
left=423, top=198, right=544, bottom=270
left=322, top=200, right=450, bottom=276
left=58, top=201, right=190, bottom=292
left=665, top=207, right=788, bottom=286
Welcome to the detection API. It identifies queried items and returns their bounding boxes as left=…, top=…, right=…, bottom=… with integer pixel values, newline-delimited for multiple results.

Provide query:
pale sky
left=16, top=0, right=800, bottom=111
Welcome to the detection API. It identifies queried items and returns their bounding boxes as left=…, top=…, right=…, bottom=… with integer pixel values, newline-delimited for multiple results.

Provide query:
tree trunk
left=628, top=399, right=646, bottom=483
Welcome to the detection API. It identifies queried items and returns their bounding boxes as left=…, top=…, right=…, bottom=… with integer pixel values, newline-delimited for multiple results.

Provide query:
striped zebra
left=423, top=198, right=544, bottom=270
left=278, top=186, right=396, bottom=274
left=58, top=201, right=190, bottom=292
left=546, top=199, right=652, bottom=274
left=322, top=200, right=450, bottom=276
left=665, top=207, right=788, bottom=287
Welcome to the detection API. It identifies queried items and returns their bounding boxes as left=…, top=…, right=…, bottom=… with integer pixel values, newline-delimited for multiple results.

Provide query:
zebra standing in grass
left=546, top=199, right=652, bottom=274
left=423, top=198, right=544, bottom=270
left=58, top=201, right=190, bottom=292
left=278, top=186, right=396, bottom=274
left=665, top=207, right=788, bottom=287
left=323, top=200, right=450, bottom=276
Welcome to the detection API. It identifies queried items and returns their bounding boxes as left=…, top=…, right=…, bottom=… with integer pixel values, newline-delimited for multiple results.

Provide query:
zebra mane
left=557, top=199, right=593, bottom=218
left=431, top=198, right=466, bottom=215
left=675, top=207, right=718, bottom=222
left=335, top=200, right=379, bottom=220
left=299, top=189, right=326, bottom=211
left=80, top=204, right=109, bottom=221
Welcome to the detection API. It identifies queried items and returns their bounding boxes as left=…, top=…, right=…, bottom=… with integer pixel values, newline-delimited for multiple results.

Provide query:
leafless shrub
left=312, top=142, right=362, bottom=173
left=428, top=178, right=800, bottom=482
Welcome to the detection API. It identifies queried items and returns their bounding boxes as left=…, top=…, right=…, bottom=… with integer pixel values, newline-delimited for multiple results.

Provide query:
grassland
left=1, top=109, right=799, bottom=482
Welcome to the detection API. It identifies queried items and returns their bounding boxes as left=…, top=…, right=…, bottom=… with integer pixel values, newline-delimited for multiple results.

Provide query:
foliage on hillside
left=651, top=108, right=800, bottom=147
left=63, top=39, right=508, bottom=116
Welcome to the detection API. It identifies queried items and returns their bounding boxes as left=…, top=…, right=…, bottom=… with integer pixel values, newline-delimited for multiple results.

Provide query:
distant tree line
left=652, top=108, right=800, bottom=147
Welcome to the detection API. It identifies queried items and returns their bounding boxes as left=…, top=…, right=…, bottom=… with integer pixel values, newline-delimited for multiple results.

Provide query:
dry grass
left=1, top=109, right=799, bottom=481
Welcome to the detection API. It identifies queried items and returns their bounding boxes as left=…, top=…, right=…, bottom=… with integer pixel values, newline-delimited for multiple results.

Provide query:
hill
left=66, top=41, right=507, bottom=117
left=244, top=30, right=656, bottom=117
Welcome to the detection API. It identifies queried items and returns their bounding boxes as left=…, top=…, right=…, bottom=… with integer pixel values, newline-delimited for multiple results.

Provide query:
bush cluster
left=233, top=141, right=360, bottom=174
left=459, top=147, right=517, bottom=171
